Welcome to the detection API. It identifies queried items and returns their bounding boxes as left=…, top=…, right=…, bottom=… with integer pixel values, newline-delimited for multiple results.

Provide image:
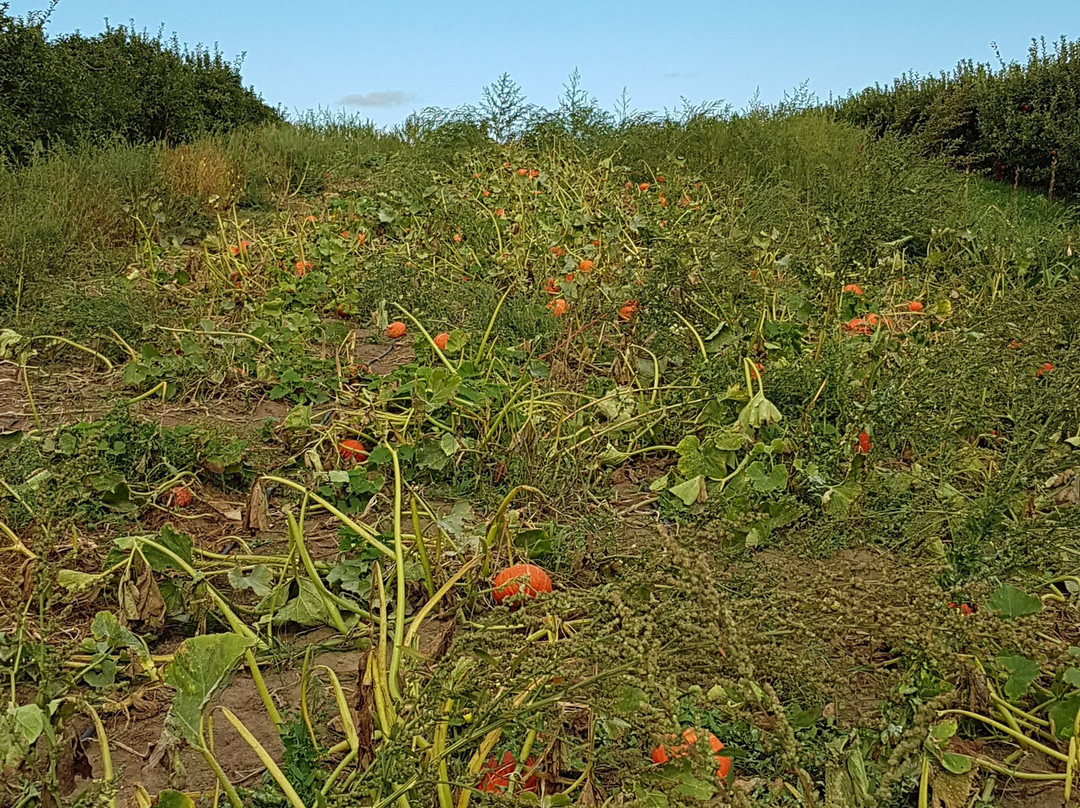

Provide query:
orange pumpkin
left=387, top=321, right=407, bottom=339
left=433, top=332, right=450, bottom=351
left=650, top=728, right=731, bottom=779
left=339, top=439, right=368, bottom=462
left=906, top=300, right=924, bottom=312
left=492, top=564, right=552, bottom=604
left=843, top=283, right=864, bottom=295
left=578, top=259, right=594, bottom=273
left=548, top=298, right=567, bottom=317
left=171, top=486, right=193, bottom=508
left=478, top=750, right=539, bottom=793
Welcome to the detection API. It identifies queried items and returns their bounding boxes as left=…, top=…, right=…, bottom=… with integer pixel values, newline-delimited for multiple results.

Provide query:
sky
left=8, top=1, right=1079, bottom=128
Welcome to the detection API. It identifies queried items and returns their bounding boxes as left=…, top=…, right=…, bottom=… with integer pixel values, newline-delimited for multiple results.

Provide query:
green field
left=1, top=99, right=1080, bottom=808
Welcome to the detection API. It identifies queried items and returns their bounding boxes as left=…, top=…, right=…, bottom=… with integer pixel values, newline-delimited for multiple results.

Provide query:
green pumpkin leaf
left=669, top=476, right=706, bottom=506
left=1050, top=695, right=1080, bottom=738
left=0, top=704, right=46, bottom=768
left=941, top=752, right=973, bottom=774
left=987, top=584, right=1042, bottom=619
left=998, top=654, right=1040, bottom=700
left=156, top=790, right=197, bottom=808
left=163, top=634, right=254, bottom=748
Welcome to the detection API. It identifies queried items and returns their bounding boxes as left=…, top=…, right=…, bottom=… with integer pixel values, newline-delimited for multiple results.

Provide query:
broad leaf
left=998, top=655, right=1040, bottom=700
left=823, top=477, right=861, bottom=515
left=141, top=524, right=193, bottom=573
left=163, top=634, right=254, bottom=747
left=669, top=476, right=706, bottom=506
left=227, top=565, right=275, bottom=598
left=157, top=791, right=197, bottom=808
left=941, top=753, right=972, bottom=774
left=987, top=584, right=1042, bottom=619
left=1051, top=695, right=1080, bottom=738
left=0, top=704, right=46, bottom=767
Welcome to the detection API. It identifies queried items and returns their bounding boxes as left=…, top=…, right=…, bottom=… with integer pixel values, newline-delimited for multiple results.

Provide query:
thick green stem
left=244, top=649, right=282, bottom=729
left=387, top=445, right=407, bottom=704
left=262, top=476, right=393, bottom=558
left=198, top=744, right=244, bottom=808
left=411, top=495, right=436, bottom=598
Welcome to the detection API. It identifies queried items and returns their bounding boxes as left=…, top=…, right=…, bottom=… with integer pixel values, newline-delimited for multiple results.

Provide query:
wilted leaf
left=265, top=577, right=357, bottom=629
left=118, top=556, right=166, bottom=627
left=669, top=475, right=706, bottom=506
left=205, top=500, right=242, bottom=522
left=436, top=502, right=474, bottom=540
left=599, top=443, right=632, bottom=466
left=92, top=611, right=156, bottom=678
left=738, top=391, right=782, bottom=432
left=162, top=633, right=254, bottom=747
left=227, top=565, right=275, bottom=597
left=823, top=477, right=861, bottom=515
left=244, top=479, right=270, bottom=532
left=57, top=569, right=99, bottom=591
left=930, top=764, right=974, bottom=808
left=0, top=704, right=46, bottom=767
left=282, top=404, right=312, bottom=431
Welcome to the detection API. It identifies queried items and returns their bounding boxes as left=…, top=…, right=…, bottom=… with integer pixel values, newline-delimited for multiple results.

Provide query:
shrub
left=0, top=4, right=279, bottom=161
left=837, top=36, right=1080, bottom=198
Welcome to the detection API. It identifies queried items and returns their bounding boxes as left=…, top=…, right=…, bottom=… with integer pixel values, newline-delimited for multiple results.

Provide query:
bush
left=837, top=36, right=1080, bottom=198
left=0, top=4, right=279, bottom=160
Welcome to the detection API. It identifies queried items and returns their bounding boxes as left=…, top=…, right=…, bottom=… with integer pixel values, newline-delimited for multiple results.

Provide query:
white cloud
left=338, top=90, right=415, bottom=108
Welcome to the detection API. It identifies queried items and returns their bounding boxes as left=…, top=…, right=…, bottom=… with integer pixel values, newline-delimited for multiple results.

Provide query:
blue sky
left=9, top=1, right=1079, bottom=127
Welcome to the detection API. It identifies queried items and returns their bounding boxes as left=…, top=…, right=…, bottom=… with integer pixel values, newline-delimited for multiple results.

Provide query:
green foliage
left=162, top=633, right=254, bottom=747
left=838, top=36, right=1080, bottom=198
left=0, top=5, right=279, bottom=161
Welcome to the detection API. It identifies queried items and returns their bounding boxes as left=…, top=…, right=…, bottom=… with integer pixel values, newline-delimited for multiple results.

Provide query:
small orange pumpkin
left=433, top=332, right=450, bottom=351
left=650, top=728, right=731, bottom=778
left=171, top=486, right=193, bottom=508
left=492, top=564, right=552, bottom=604
left=387, top=321, right=407, bottom=339
left=339, top=439, right=368, bottom=462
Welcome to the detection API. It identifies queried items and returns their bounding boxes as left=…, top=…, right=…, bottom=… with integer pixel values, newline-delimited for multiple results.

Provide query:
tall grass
left=1, top=103, right=1076, bottom=336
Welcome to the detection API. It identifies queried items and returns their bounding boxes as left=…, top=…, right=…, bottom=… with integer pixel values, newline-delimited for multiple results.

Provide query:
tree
left=557, top=68, right=607, bottom=136
left=479, top=72, right=534, bottom=143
